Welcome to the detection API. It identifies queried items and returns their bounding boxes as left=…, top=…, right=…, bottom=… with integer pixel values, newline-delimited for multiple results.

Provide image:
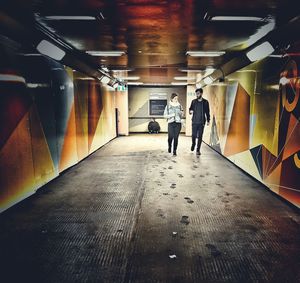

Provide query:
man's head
left=195, top=88, right=203, bottom=99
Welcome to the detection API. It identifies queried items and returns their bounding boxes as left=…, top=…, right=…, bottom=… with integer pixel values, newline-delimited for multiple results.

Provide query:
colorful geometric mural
left=204, top=56, right=300, bottom=207
left=0, top=57, right=117, bottom=212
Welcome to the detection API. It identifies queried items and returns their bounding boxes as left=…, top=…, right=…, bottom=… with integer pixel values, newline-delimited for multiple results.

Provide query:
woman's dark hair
left=170, top=93, right=178, bottom=100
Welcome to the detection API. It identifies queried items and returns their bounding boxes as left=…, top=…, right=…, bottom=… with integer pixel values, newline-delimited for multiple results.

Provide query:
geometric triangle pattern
left=223, top=83, right=250, bottom=156
left=0, top=66, right=117, bottom=212
left=88, top=81, right=103, bottom=151
left=250, top=145, right=263, bottom=179
left=209, top=115, right=221, bottom=152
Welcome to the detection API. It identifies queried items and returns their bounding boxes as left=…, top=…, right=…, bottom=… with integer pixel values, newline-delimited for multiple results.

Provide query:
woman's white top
left=164, top=102, right=184, bottom=123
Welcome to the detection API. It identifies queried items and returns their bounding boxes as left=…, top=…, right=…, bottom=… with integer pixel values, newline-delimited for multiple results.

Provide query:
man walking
left=189, top=88, right=210, bottom=155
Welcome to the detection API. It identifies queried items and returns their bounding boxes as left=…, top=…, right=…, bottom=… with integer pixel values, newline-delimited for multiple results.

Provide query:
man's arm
left=206, top=100, right=210, bottom=125
left=189, top=100, right=194, bottom=115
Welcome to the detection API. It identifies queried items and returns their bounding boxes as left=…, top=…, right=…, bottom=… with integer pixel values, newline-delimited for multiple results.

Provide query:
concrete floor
left=0, top=134, right=300, bottom=283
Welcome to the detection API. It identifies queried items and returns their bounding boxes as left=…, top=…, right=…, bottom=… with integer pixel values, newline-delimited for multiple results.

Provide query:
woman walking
left=163, top=93, right=184, bottom=156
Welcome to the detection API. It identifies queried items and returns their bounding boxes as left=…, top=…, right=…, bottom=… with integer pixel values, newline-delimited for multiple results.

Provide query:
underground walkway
left=0, top=134, right=300, bottom=283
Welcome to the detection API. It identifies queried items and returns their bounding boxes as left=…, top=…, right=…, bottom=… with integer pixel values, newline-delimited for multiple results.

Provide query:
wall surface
left=0, top=55, right=117, bottom=212
left=128, top=86, right=186, bottom=132
left=202, top=50, right=300, bottom=207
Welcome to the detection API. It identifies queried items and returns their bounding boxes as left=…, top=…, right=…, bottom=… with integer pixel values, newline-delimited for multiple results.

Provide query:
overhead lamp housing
left=127, top=82, right=143, bottom=86
left=36, top=40, right=66, bottom=61
left=186, top=51, right=225, bottom=57
left=246, top=41, right=275, bottom=62
left=86, top=51, right=125, bottom=57
left=203, top=76, right=214, bottom=85
left=118, top=76, right=140, bottom=80
left=44, top=16, right=96, bottom=20
left=171, top=82, right=188, bottom=86
left=99, top=76, right=110, bottom=84
left=210, top=16, right=265, bottom=22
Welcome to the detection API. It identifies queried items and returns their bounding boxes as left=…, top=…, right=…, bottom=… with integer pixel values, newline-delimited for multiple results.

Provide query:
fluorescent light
left=127, top=82, right=143, bottom=85
left=44, top=16, right=96, bottom=20
left=118, top=76, right=140, bottom=80
left=211, top=16, right=264, bottom=21
left=112, top=68, right=133, bottom=72
left=171, top=82, right=188, bottom=85
left=0, top=74, right=26, bottom=83
left=99, top=76, right=110, bottom=84
left=18, top=53, right=42, bottom=56
left=246, top=41, right=274, bottom=62
left=186, top=51, right=225, bottom=57
left=86, top=51, right=125, bottom=56
left=174, top=76, right=189, bottom=80
left=203, top=76, right=214, bottom=85
left=101, top=67, right=109, bottom=72
left=26, top=83, right=50, bottom=88
left=179, top=69, right=204, bottom=72
left=36, top=40, right=66, bottom=61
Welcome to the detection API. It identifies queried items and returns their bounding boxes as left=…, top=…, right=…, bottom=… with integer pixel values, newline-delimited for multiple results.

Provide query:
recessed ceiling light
left=118, top=76, right=140, bottom=80
left=179, top=69, right=204, bottom=72
left=112, top=68, right=133, bottom=72
left=171, top=82, right=188, bottom=85
left=44, top=16, right=96, bottom=20
left=86, top=51, right=125, bottom=57
left=186, top=51, right=225, bottom=57
left=127, top=82, right=144, bottom=85
left=174, top=76, right=189, bottom=80
left=210, top=16, right=265, bottom=22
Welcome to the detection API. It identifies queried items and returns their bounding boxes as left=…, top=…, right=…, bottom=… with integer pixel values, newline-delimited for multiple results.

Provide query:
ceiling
left=1, top=0, right=299, bottom=85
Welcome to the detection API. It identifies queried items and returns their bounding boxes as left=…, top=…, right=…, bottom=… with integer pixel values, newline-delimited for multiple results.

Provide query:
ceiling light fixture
left=127, top=82, right=144, bottom=85
left=171, top=82, right=188, bottom=86
left=44, top=16, right=96, bottom=20
left=112, top=68, right=133, bottom=72
left=246, top=41, right=275, bottom=62
left=86, top=51, right=125, bottom=57
left=186, top=51, right=225, bottom=57
left=210, top=16, right=265, bottom=22
left=118, top=76, right=140, bottom=80
left=179, top=69, right=204, bottom=72
left=36, top=40, right=66, bottom=61
left=203, top=76, right=214, bottom=85
left=99, top=76, right=110, bottom=84
left=174, top=76, right=190, bottom=80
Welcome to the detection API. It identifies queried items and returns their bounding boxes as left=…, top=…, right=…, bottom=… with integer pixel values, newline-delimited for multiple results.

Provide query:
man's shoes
left=191, top=143, right=195, bottom=151
left=173, top=151, right=177, bottom=156
left=168, top=147, right=171, bottom=153
left=196, top=150, right=201, bottom=155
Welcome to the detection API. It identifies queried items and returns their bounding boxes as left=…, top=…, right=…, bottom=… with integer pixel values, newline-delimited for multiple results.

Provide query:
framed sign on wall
left=149, top=93, right=167, bottom=116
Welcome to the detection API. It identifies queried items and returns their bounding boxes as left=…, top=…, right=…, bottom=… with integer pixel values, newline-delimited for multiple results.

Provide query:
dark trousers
left=168, top=122, right=181, bottom=152
left=192, top=123, right=205, bottom=151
